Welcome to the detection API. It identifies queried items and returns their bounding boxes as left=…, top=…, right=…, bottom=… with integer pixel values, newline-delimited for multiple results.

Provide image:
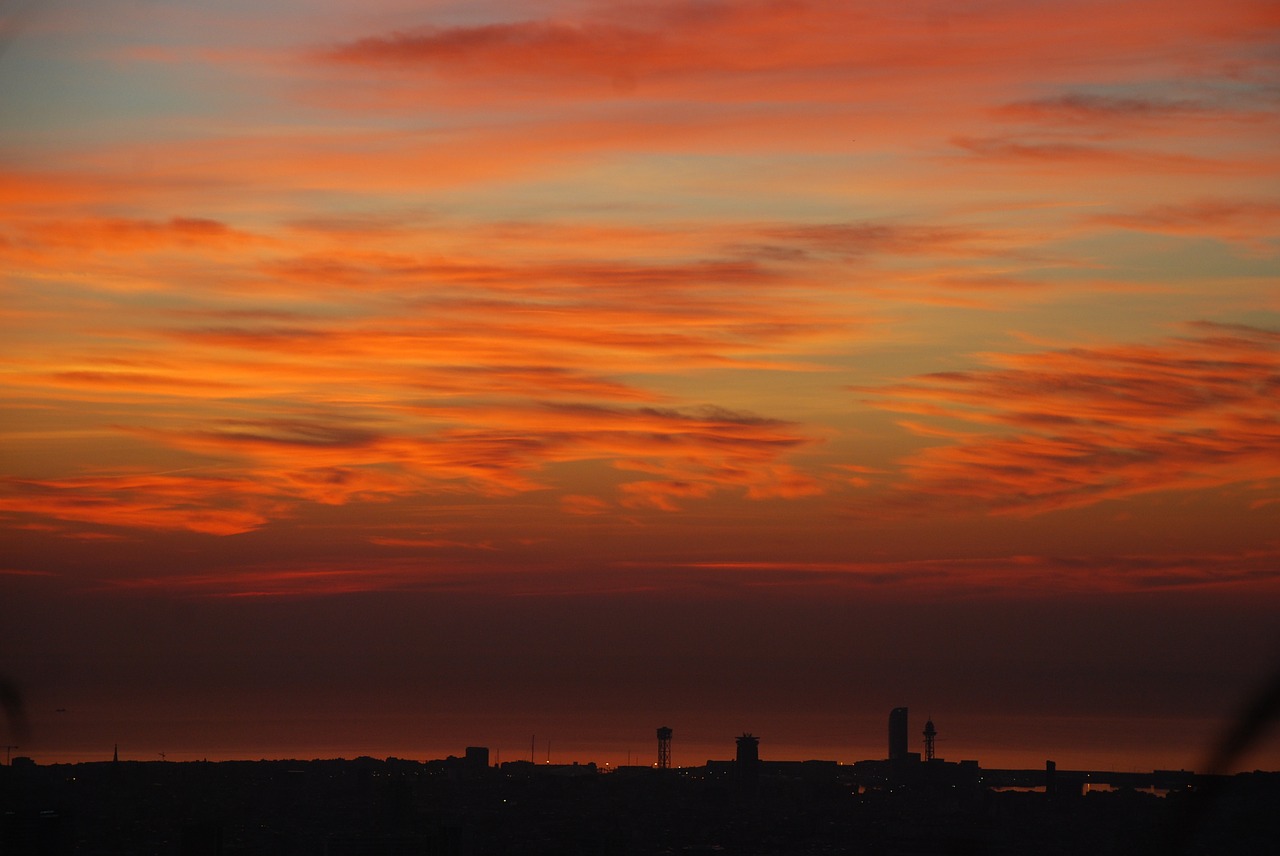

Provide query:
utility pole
left=3, top=745, right=16, bottom=765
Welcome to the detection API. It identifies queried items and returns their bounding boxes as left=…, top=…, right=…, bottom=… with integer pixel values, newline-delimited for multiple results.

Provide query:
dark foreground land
left=3, top=756, right=1277, bottom=855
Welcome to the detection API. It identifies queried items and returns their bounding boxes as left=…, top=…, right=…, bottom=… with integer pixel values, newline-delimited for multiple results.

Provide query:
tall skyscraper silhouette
left=735, top=733, right=760, bottom=798
left=889, top=707, right=909, bottom=761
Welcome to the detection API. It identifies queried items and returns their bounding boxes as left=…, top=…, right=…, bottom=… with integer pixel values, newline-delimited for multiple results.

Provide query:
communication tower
left=923, top=717, right=937, bottom=761
left=657, top=726, right=672, bottom=769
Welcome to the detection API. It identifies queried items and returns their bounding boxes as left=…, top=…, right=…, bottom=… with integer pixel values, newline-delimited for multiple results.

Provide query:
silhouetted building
left=889, top=707, right=909, bottom=761
left=657, top=726, right=672, bottom=770
left=464, top=746, right=489, bottom=773
left=735, top=733, right=760, bottom=798
left=1044, top=759, right=1084, bottom=798
left=4, top=753, right=1273, bottom=855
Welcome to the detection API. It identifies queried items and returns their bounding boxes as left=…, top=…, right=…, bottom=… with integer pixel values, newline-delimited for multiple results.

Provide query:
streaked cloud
left=681, top=545, right=1280, bottom=593
left=311, top=0, right=1280, bottom=102
left=995, top=94, right=1213, bottom=124
left=2, top=0, right=1276, bottom=602
left=46, top=542, right=1280, bottom=599
left=949, top=135, right=1247, bottom=174
left=0, top=474, right=277, bottom=536
left=862, top=323, right=1280, bottom=515
left=1088, top=199, right=1280, bottom=253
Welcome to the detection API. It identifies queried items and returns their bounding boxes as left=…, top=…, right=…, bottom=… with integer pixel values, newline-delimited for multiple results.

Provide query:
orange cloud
left=0, top=474, right=278, bottom=535
left=560, top=494, right=612, bottom=516
left=3, top=0, right=1275, bottom=559
left=0, top=399, right=820, bottom=536
left=8, top=217, right=260, bottom=253
left=1088, top=199, right=1280, bottom=253
left=994, top=94, right=1213, bottom=125
left=311, top=0, right=1280, bottom=106
left=948, top=135, right=1249, bottom=174
left=0, top=169, right=115, bottom=208
left=861, top=322, right=1280, bottom=515
left=318, top=17, right=678, bottom=84
left=751, top=223, right=1006, bottom=261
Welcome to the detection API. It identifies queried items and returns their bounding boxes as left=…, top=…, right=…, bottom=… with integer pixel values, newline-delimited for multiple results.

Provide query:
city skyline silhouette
left=5, top=712, right=1277, bottom=854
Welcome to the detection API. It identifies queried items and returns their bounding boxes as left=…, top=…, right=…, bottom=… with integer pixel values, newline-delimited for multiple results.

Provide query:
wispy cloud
left=679, top=545, right=1280, bottom=593
left=0, top=474, right=278, bottom=535
left=861, top=323, right=1280, bottom=514
left=0, top=397, right=819, bottom=535
left=1088, top=199, right=1280, bottom=253
left=82, top=542, right=1280, bottom=599
left=995, top=94, right=1213, bottom=124
left=2, top=0, right=1277, bottom=603
left=310, top=0, right=1280, bottom=104
left=949, top=135, right=1248, bottom=174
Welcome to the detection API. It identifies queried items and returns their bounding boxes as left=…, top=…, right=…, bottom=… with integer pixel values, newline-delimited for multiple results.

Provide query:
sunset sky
left=2, top=0, right=1278, bottom=772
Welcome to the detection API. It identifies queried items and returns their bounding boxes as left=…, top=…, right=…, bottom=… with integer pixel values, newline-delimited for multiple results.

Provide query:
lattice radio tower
left=657, top=726, right=672, bottom=770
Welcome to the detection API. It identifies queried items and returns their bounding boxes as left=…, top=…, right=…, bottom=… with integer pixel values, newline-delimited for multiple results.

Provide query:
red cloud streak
left=862, top=323, right=1280, bottom=515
